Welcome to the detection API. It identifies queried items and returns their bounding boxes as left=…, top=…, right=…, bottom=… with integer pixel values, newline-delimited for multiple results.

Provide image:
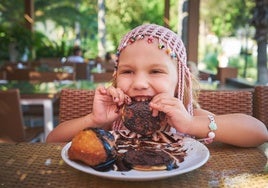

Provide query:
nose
left=132, top=73, right=149, bottom=90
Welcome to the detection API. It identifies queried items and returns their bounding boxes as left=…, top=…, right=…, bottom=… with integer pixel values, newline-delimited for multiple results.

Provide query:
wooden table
left=0, top=142, right=267, bottom=187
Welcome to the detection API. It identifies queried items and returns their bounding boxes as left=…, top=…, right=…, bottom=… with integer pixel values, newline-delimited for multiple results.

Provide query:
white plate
left=61, top=137, right=210, bottom=181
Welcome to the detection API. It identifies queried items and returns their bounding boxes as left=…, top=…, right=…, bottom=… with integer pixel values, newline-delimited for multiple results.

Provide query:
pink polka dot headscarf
left=115, top=24, right=193, bottom=115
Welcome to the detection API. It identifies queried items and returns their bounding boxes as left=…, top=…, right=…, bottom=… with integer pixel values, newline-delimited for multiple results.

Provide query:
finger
left=106, top=86, right=120, bottom=102
left=150, top=99, right=182, bottom=116
left=150, top=104, right=159, bottom=117
left=96, top=85, right=107, bottom=94
left=151, top=93, right=174, bottom=104
left=151, top=97, right=180, bottom=108
left=124, top=95, right=131, bottom=104
left=115, top=88, right=126, bottom=106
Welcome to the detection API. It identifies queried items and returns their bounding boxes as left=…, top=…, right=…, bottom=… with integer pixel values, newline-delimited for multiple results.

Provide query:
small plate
left=61, top=137, right=209, bottom=181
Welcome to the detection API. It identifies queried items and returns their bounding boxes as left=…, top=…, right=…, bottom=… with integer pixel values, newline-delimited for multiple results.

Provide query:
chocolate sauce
left=93, top=131, right=187, bottom=172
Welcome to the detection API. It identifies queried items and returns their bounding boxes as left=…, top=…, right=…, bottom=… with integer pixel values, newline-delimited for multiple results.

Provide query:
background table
left=0, top=80, right=100, bottom=140
left=0, top=142, right=267, bottom=187
left=0, top=80, right=99, bottom=94
left=20, top=96, right=57, bottom=139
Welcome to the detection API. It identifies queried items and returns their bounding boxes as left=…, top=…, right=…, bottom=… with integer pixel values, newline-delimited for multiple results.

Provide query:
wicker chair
left=59, top=89, right=95, bottom=123
left=59, top=89, right=255, bottom=124
left=197, top=89, right=253, bottom=115
left=253, top=86, right=268, bottom=128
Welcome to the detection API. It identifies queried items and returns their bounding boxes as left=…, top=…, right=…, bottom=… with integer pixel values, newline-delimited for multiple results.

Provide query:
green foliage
left=201, top=0, right=255, bottom=38
left=201, top=47, right=257, bottom=80
left=200, top=43, right=221, bottom=73
left=0, top=25, right=33, bottom=60
left=0, top=1, right=32, bottom=60
left=0, top=26, right=10, bottom=60
left=0, top=0, right=180, bottom=60
left=0, top=0, right=99, bottom=60
left=200, top=0, right=258, bottom=81
left=34, top=0, right=98, bottom=59
left=0, top=0, right=24, bottom=27
left=202, top=53, right=219, bottom=72
left=105, top=0, right=178, bottom=51
left=0, top=0, right=259, bottom=81
left=105, top=0, right=162, bottom=49
left=34, top=32, right=68, bottom=58
left=229, top=54, right=257, bottom=80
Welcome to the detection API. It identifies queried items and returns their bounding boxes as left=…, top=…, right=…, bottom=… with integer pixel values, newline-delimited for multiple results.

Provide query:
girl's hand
left=150, top=93, right=193, bottom=134
left=91, top=85, right=130, bottom=127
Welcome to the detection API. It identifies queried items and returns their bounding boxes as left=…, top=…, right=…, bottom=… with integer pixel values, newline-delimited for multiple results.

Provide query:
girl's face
left=116, top=38, right=178, bottom=99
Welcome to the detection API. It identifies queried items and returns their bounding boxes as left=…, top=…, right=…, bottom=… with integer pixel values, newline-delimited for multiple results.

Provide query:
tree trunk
left=24, top=0, right=34, bottom=32
left=98, top=0, right=106, bottom=58
left=164, top=0, right=170, bottom=28
left=251, top=0, right=268, bottom=84
left=257, top=40, right=268, bottom=84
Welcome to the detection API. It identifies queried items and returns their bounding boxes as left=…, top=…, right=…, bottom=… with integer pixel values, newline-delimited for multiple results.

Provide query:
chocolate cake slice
left=123, top=148, right=177, bottom=171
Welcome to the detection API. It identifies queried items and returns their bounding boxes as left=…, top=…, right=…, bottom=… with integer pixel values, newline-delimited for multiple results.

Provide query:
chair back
left=74, top=63, right=89, bottom=80
left=5, top=68, right=31, bottom=81
left=59, top=89, right=255, bottom=124
left=39, top=58, right=61, bottom=65
left=29, top=71, right=75, bottom=82
left=59, top=89, right=95, bottom=123
left=0, top=70, right=6, bottom=80
left=253, top=86, right=268, bottom=127
left=90, top=72, right=113, bottom=83
left=198, top=89, right=253, bottom=115
left=0, top=89, right=25, bottom=142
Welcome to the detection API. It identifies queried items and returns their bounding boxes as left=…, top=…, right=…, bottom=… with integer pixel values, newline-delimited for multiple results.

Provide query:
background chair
left=197, top=89, right=253, bottom=115
left=74, top=63, right=89, bottom=80
left=90, top=72, right=113, bottom=83
left=29, top=71, right=75, bottom=82
left=5, top=68, right=31, bottom=81
left=59, top=89, right=95, bottom=123
left=0, top=89, right=44, bottom=143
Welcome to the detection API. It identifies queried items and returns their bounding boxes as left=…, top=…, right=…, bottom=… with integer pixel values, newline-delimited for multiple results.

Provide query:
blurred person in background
left=67, top=46, right=84, bottom=63
left=102, top=52, right=116, bottom=72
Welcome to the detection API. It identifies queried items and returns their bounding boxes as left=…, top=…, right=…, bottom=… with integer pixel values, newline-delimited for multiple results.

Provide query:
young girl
left=46, top=24, right=268, bottom=147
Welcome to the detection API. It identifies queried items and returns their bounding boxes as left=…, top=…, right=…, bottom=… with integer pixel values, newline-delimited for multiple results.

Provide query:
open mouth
left=130, top=96, right=153, bottom=102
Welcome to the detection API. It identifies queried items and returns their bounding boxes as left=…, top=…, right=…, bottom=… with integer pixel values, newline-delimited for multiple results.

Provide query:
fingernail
left=125, top=96, right=131, bottom=104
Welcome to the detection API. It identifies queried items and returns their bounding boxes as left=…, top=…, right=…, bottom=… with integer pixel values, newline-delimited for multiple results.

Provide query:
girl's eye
left=151, top=69, right=164, bottom=74
left=120, top=70, right=133, bottom=74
